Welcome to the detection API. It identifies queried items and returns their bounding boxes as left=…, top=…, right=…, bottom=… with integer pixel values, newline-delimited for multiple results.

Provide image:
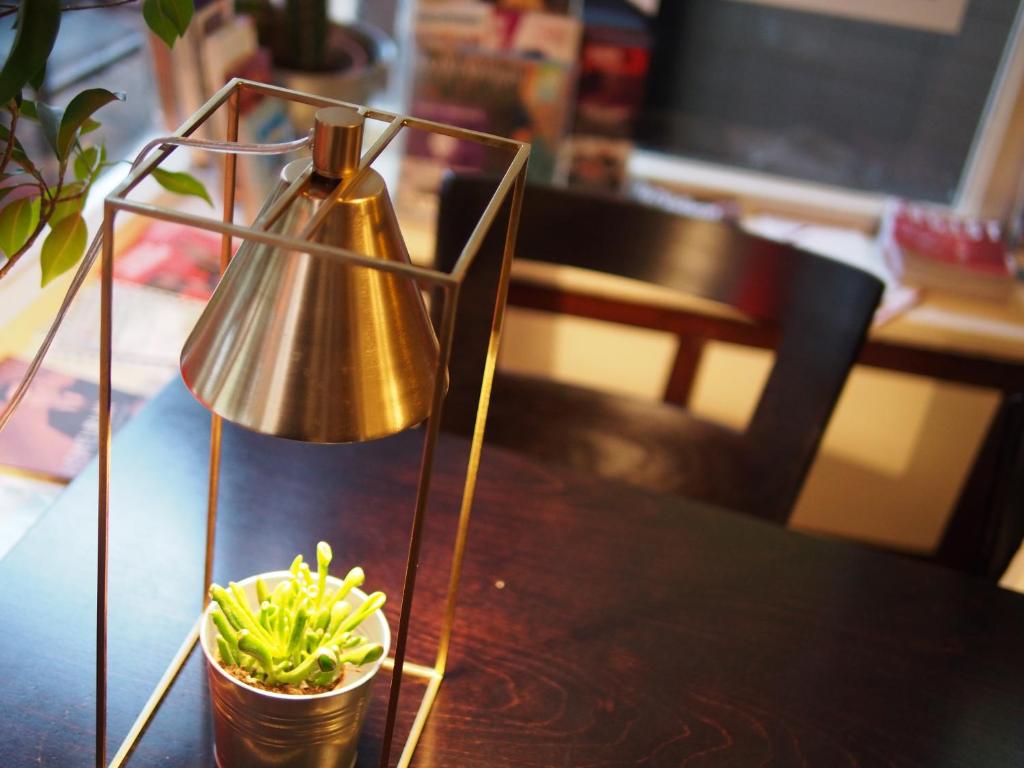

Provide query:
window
left=640, top=0, right=1022, bottom=205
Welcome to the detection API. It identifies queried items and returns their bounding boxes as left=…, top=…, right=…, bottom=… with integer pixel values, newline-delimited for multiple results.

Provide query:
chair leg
left=664, top=337, right=706, bottom=407
left=937, top=393, right=1024, bottom=580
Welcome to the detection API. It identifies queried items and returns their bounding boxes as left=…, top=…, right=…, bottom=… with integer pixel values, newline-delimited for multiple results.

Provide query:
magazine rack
left=95, top=78, right=528, bottom=767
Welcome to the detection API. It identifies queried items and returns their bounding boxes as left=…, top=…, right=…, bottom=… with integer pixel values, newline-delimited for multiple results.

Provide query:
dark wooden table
left=2, top=378, right=1024, bottom=767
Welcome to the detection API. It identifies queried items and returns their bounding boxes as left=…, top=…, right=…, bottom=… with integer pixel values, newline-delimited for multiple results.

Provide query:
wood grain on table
left=1, top=379, right=1023, bottom=767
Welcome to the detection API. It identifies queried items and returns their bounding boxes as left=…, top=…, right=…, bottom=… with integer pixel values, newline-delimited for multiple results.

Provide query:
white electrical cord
left=0, top=131, right=312, bottom=433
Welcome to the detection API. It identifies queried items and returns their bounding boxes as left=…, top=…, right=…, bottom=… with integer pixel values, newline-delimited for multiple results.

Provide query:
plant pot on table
left=267, top=17, right=396, bottom=130
left=200, top=571, right=391, bottom=768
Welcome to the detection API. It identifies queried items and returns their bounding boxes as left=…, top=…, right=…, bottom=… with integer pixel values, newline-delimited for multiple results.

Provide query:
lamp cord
left=0, top=132, right=312, bottom=434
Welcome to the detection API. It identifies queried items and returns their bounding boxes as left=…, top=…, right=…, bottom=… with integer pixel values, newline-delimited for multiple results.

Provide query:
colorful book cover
left=39, top=280, right=206, bottom=397
left=0, top=359, right=144, bottom=481
left=407, top=46, right=575, bottom=182
left=878, top=200, right=1014, bottom=301
left=404, top=6, right=578, bottom=225
left=574, top=25, right=651, bottom=138
left=491, top=9, right=582, bottom=64
left=415, top=2, right=495, bottom=47
left=113, top=220, right=226, bottom=300
left=560, top=134, right=632, bottom=191
left=494, top=0, right=575, bottom=12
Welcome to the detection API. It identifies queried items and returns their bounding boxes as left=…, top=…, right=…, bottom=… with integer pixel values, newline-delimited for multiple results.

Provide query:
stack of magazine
left=399, top=1, right=581, bottom=226
left=0, top=218, right=226, bottom=557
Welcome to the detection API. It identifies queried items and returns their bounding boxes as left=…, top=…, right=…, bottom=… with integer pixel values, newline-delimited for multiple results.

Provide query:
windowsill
left=629, top=148, right=887, bottom=232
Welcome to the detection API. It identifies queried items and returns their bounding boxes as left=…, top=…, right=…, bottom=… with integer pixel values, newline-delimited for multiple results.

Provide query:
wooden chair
left=435, top=176, right=883, bottom=524
left=938, top=392, right=1024, bottom=579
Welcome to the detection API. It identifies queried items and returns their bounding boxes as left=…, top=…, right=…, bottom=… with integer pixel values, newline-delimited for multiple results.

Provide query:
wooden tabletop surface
left=2, top=378, right=1024, bottom=767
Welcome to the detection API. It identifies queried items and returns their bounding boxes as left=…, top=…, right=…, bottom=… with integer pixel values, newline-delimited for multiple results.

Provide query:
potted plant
left=237, top=0, right=395, bottom=126
left=200, top=541, right=390, bottom=768
left=0, top=0, right=208, bottom=285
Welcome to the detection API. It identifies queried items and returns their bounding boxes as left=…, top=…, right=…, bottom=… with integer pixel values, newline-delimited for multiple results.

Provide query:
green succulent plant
left=209, top=542, right=386, bottom=690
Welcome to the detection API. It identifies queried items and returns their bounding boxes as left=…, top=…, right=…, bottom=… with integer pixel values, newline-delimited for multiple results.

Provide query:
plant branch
left=2, top=181, right=45, bottom=193
left=0, top=247, right=24, bottom=278
left=0, top=218, right=43, bottom=279
left=54, top=184, right=89, bottom=204
left=0, top=249, right=24, bottom=277
left=0, top=103, right=19, bottom=176
left=0, top=102, right=50, bottom=279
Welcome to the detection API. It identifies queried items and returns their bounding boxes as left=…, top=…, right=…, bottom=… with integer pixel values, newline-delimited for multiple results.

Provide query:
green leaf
left=40, top=212, right=87, bottom=286
left=35, top=101, right=62, bottom=156
left=159, top=0, right=194, bottom=36
left=57, top=89, right=124, bottom=160
left=0, top=123, right=38, bottom=176
left=28, top=62, right=46, bottom=93
left=19, top=99, right=38, bottom=121
left=0, top=185, right=20, bottom=209
left=151, top=167, right=213, bottom=206
left=74, top=148, right=96, bottom=182
left=143, top=0, right=179, bottom=48
left=74, top=145, right=106, bottom=183
left=0, top=0, right=60, bottom=106
left=7, top=153, right=41, bottom=181
left=0, top=196, right=40, bottom=259
left=49, top=182, right=85, bottom=225
left=80, top=117, right=101, bottom=135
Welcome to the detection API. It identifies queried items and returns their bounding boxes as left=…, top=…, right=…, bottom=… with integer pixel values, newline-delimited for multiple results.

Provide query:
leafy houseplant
left=200, top=542, right=390, bottom=767
left=0, top=0, right=207, bottom=286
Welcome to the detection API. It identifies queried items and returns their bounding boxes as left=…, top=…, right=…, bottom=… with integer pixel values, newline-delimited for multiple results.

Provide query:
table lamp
left=92, top=79, right=528, bottom=768
left=180, top=106, right=441, bottom=443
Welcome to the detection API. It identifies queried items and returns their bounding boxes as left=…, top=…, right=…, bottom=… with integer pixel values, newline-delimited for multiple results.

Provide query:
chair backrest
left=435, top=175, right=883, bottom=521
left=939, top=392, right=1024, bottom=579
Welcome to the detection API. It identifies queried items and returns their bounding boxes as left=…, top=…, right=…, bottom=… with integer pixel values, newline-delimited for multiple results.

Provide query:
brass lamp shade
left=181, top=150, right=441, bottom=443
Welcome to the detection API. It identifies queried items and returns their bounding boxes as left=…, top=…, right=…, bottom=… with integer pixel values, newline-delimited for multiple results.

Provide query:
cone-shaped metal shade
left=180, top=160, right=442, bottom=443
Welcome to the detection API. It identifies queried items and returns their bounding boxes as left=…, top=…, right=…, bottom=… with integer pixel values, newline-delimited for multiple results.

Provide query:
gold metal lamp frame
left=95, top=77, right=528, bottom=768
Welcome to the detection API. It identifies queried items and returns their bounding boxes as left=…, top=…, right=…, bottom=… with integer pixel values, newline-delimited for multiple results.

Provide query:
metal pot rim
left=200, top=570, right=391, bottom=701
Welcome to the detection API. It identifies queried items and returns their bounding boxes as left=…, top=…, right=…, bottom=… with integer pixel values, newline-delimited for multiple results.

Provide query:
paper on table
left=112, top=219, right=223, bottom=301
left=0, top=358, right=144, bottom=481
left=35, top=281, right=205, bottom=397
left=0, top=472, right=62, bottom=560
